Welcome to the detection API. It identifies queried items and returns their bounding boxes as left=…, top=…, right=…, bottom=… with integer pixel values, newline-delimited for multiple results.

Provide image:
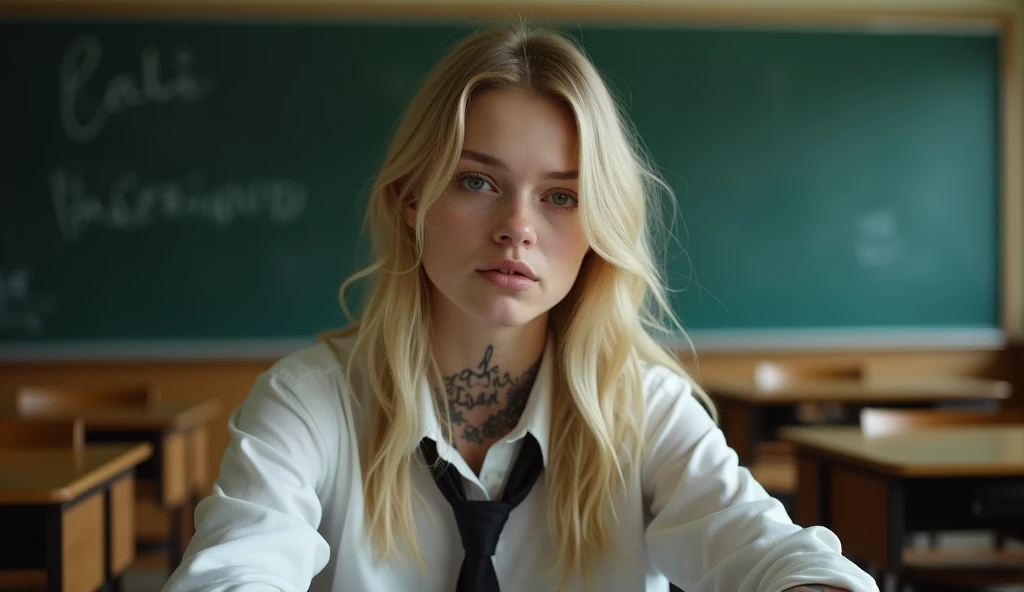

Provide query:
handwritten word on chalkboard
left=59, top=35, right=213, bottom=145
left=50, top=170, right=308, bottom=245
left=49, top=35, right=309, bottom=246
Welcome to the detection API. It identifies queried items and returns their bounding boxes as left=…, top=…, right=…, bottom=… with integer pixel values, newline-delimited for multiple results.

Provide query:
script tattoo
left=442, top=345, right=540, bottom=444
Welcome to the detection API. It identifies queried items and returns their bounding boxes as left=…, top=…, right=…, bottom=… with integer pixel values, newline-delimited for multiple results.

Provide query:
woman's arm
left=641, top=366, right=878, bottom=592
left=163, top=366, right=339, bottom=592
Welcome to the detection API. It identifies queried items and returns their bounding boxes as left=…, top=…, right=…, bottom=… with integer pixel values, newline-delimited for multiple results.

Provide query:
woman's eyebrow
left=460, top=149, right=578, bottom=181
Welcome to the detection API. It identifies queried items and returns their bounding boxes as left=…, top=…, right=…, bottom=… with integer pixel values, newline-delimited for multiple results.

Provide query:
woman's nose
left=492, top=198, right=537, bottom=248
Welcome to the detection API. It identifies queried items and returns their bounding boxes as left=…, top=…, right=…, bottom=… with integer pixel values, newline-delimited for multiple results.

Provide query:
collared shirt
left=164, top=335, right=878, bottom=592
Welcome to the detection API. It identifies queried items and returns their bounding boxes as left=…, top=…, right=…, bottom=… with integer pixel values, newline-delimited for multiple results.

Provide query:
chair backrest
left=16, top=384, right=159, bottom=416
left=0, top=417, right=85, bottom=449
left=861, top=407, right=1024, bottom=438
left=753, top=361, right=865, bottom=390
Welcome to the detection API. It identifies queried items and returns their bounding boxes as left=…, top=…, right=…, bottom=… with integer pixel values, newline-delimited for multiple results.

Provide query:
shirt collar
left=415, top=334, right=554, bottom=467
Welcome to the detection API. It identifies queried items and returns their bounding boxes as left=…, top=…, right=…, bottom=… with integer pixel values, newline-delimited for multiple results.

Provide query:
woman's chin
left=470, top=300, right=547, bottom=329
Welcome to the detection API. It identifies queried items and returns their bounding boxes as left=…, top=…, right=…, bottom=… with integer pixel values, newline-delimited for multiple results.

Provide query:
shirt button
left=484, top=472, right=500, bottom=486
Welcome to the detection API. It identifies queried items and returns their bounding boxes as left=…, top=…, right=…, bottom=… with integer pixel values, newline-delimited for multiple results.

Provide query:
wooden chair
left=860, top=406, right=1024, bottom=591
left=747, top=362, right=865, bottom=503
left=15, top=384, right=159, bottom=416
left=755, top=360, right=864, bottom=424
left=753, top=360, right=865, bottom=390
left=0, top=417, right=84, bottom=449
left=861, top=407, right=1024, bottom=438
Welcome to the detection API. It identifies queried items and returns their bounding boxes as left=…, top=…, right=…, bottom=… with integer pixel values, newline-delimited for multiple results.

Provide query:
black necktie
left=420, top=434, right=544, bottom=592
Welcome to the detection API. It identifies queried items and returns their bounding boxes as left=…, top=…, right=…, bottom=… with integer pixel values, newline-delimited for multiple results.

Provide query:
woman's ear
left=393, top=178, right=417, bottom=230
left=403, top=200, right=417, bottom=230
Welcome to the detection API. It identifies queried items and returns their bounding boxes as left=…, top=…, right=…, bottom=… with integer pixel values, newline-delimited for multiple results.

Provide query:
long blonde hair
left=323, top=22, right=714, bottom=588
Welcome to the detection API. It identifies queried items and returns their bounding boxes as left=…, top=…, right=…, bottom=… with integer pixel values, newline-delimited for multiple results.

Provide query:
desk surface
left=707, top=376, right=1012, bottom=405
left=0, top=443, right=152, bottom=503
left=781, top=424, right=1024, bottom=477
left=6, top=398, right=222, bottom=431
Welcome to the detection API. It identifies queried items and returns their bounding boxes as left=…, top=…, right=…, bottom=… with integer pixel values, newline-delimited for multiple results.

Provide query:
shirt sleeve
left=641, top=366, right=879, bottom=592
left=163, top=368, right=336, bottom=592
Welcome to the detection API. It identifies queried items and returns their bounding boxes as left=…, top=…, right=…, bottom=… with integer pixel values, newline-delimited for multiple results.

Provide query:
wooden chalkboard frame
left=0, top=1, right=1020, bottom=358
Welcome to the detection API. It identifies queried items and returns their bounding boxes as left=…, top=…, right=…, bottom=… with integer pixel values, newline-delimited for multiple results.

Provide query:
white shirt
left=164, top=335, right=878, bottom=592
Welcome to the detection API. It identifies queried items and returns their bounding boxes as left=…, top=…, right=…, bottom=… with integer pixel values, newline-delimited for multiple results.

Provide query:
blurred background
left=0, top=0, right=1022, bottom=591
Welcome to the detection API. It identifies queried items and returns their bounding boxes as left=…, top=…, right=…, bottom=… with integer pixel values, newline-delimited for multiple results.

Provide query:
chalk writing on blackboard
left=0, top=266, right=56, bottom=337
left=50, top=169, right=309, bottom=245
left=855, top=209, right=902, bottom=268
left=59, top=35, right=214, bottom=144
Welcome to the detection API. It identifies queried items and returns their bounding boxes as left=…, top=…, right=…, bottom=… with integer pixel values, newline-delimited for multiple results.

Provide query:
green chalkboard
left=0, top=16, right=1001, bottom=352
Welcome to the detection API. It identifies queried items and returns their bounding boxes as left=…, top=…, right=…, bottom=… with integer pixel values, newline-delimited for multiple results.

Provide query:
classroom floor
left=120, top=552, right=171, bottom=592
left=121, top=570, right=167, bottom=592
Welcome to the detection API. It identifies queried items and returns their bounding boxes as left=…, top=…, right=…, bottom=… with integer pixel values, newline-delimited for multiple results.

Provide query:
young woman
left=164, top=24, right=877, bottom=592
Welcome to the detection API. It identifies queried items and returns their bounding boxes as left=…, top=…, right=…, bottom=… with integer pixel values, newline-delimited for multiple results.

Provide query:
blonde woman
left=165, top=25, right=877, bottom=592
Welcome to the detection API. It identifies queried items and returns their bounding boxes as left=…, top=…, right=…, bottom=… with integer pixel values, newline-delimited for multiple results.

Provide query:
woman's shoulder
left=219, top=335, right=363, bottom=497
left=639, top=362, right=695, bottom=399
left=268, top=329, right=360, bottom=381
left=639, top=361, right=716, bottom=422
left=255, top=332, right=365, bottom=410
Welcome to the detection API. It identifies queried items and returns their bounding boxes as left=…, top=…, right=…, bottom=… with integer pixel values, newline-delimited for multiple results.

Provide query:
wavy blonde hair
left=323, top=23, right=714, bottom=589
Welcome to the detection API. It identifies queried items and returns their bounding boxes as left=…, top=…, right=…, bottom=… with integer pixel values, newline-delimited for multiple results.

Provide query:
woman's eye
left=459, top=174, right=495, bottom=193
left=548, top=191, right=578, bottom=208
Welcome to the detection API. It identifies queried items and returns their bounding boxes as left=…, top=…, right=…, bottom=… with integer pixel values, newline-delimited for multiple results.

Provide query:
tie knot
left=453, top=501, right=513, bottom=557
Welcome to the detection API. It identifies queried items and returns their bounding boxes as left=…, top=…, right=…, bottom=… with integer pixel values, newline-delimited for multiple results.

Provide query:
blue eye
left=549, top=192, right=575, bottom=207
left=458, top=174, right=495, bottom=193
left=546, top=191, right=579, bottom=210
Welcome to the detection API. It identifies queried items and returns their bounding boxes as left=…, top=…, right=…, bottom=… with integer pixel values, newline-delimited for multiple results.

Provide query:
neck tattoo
left=440, top=345, right=541, bottom=445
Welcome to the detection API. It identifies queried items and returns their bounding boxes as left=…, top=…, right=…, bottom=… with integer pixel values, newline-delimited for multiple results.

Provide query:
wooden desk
left=707, top=377, right=1012, bottom=465
left=782, top=425, right=1024, bottom=584
left=0, top=443, right=152, bottom=592
left=4, top=398, right=222, bottom=567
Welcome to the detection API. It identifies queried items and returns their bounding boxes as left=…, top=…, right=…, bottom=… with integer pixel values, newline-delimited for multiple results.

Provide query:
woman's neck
left=430, top=310, right=548, bottom=452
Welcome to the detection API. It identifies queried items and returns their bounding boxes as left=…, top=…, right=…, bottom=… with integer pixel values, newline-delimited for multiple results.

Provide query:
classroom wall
left=3, top=0, right=1023, bottom=512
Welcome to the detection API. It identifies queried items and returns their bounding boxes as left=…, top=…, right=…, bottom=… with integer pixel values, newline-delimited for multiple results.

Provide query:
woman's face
left=408, top=88, right=590, bottom=329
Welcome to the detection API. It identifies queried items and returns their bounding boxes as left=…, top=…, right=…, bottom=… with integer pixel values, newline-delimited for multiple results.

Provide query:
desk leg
left=170, top=505, right=185, bottom=568
left=188, top=425, right=210, bottom=502
left=155, top=431, right=189, bottom=570
left=718, top=400, right=763, bottom=466
left=44, top=506, right=63, bottom=592
left=49, top=494, right=105, bottom=592
left=186, top=424, right=211, bottom=545
left=886, top=479, right=907, bottom=591
left=747, top=406, right=767, bottom=466
left=795, top=453, right=826, bottom=527
left=106, top=472, right=136, bottom=592
left=826, top=465, right=899, bottom=585
left=104, top=489, right=119, bottom=592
